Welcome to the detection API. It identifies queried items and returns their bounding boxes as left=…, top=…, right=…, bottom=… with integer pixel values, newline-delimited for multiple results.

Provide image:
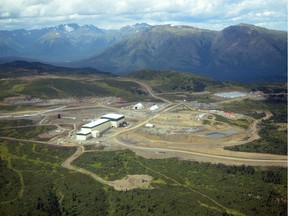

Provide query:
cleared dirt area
left=1, top=77, right=286, bottom=192
left=109, top=175, right=154, bottom=191
left=61, top=145, right=154, bottom=191
left=118, top=110, right=248, bottom=152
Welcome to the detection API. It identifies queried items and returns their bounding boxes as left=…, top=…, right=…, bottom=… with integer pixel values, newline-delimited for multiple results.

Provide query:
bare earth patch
left=109, top=174, right=154, bottom=191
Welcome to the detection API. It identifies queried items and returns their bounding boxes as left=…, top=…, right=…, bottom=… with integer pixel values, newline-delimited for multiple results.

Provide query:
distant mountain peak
left=131, top=23, right=151, bottom=28
left=0, top=23, right=286, bottom=83
left=80, top=23, right=286, bottom=82
left=237, top=23, right=256, bottom=27
left=224, top=23, right=270, bottom=32
left=82, top=24, right=103, bottom=32
left=54, top=23, right=80, bottom=32
left=120, top=23, right=151, bottom=32
left=63, top=24, right=76, bottom=32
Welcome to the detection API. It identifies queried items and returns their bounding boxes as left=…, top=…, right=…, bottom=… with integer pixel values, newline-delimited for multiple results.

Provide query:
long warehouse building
left=81, top=119, right=111, bottom=133
left=76, top=113, right=125, bottom=141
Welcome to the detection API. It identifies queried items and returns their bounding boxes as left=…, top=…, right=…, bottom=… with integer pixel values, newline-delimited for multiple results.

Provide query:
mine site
left=0, top=76, right=285, bottom=170
left=0, top=72, right=286, bottom=215
left=1, top=4, right=287, bottom=214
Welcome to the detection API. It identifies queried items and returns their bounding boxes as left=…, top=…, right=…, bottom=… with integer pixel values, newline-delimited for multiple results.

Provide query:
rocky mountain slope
left=1, top=23, right=286, bottom=82
left=0, top=23, right=151, bottom=62
left=78, top=24, right=287, bottom=82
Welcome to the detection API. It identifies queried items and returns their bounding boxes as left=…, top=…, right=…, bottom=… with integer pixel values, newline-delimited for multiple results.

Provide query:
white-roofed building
left=133, top=103, right=143, bottom=110
left=101, top=113, right=125, bottom=127
left=81, top=119, right=111, bottom=133
left=214, top=91, right=247, bottom=98
left=76, top=113, right=125, bottom=141
left=76, top=131, right=92, bottom=141
left=145, top=123, right=154, bottom=128
left=149, top=105, right=159, bottom=111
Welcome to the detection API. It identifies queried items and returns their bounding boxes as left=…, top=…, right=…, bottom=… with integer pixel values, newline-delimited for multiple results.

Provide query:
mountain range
left=0, top=23, right=286, bottom=82
left=0, top=23, right=151, bottom=62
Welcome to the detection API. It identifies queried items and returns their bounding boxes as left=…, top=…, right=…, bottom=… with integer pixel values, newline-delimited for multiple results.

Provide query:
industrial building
left=76, top=131, right=92, bottom=141
left=76, top=113, right=125, bottom=141
left=101, top=113, right=125, bottom=127
left=81, top=119, right=111, bottom=133
left=214, top=91, right=247, bottom=98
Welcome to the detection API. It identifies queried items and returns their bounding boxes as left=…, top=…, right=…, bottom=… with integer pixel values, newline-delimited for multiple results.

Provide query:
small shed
left=145, top=123, right=154, bottom=128
left=149, top=105, right=159, bottom=111
left=133, top=103, right=143, bottom=110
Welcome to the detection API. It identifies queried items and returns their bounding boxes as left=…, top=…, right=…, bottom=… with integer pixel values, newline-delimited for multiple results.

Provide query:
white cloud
left=0, top=0, right=286, bottom=30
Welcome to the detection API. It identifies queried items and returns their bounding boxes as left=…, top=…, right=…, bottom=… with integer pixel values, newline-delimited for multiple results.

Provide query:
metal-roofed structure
left=81, top=119, right=111, bottom=133
left=82, top=119, right=109, bottom=128
left=76, top=113, right=125, bottom=141
left=101, top=113, right=125, bottom=127
left=76, top=131, right=92, bottom=140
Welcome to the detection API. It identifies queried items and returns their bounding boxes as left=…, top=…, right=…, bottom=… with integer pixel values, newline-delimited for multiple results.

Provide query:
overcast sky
left=1, top=0, right=287, bottom=31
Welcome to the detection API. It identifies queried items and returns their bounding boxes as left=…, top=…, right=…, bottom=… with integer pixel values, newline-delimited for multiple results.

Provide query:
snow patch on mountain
left=64, top=24, right=75, bottom=32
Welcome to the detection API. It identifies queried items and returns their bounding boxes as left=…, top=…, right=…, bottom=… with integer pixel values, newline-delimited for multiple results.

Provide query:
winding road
left=108, top=79, right=286, bottom=167
left=0, top=77, right=286, bottom=192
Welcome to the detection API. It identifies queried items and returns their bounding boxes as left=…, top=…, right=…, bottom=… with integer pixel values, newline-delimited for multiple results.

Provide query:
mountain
left=78, top=25, right=217, bottom=72
left=208, top=24, right=287, bottom=82
left=0, top=23, right=152, bottom=62
left=1, top=23, right=286, bottom=82
left=78, top=24, right=287, bottom=82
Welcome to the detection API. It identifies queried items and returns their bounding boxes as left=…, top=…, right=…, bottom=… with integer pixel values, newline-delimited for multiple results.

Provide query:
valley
left=1, top=0, right=287, bottom=214
left=0, top=70, right=286, bottom=215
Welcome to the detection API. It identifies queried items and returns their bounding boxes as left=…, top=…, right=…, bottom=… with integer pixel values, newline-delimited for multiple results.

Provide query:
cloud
left=0, top=0, right=286, bottom=30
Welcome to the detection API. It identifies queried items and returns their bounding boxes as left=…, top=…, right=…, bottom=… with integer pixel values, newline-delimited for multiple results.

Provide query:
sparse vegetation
left=127, top=70, right=224, bottom=93
left=0, top=76, right=153, bottom=102
left=0, top=71, right=287, bottom=215
left=0, top=119, right=55, bottom=141
left=224, top=95, right=287, bottom=155
left=214, top=115, right=251, bottom=129
left=225, top=118, right=287, bottom=155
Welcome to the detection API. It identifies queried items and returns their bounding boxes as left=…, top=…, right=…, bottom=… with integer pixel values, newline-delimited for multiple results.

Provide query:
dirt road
left=118, top=78, right=172, bottom=104
left=61, top=145, right=153, bottom=191
left=1, top=77, right=286, bottom=193
left=113, top=80, right=286, bottom=166
left=62, top=78, right=286, bottom=167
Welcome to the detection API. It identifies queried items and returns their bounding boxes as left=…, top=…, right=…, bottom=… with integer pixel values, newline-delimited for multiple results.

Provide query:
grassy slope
left=127, top=70, right=225, bottom=93
left=0, top=77, right=152, bottom=102
left=223, top=96, right=287, bottom=155
left=0, top=61, right=111, bottom=78
left=0, top=121, right=55, bottom=141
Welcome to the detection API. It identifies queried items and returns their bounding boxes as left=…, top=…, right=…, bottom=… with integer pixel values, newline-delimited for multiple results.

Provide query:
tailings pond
left=205, top=130, right=239, bottom=138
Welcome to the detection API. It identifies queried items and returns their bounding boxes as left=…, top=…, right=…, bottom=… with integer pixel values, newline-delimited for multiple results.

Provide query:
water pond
left=205, top=130, right=239, bottom=138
